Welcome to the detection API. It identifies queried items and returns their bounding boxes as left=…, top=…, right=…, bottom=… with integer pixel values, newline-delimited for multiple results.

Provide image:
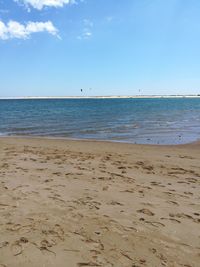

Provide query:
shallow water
left=0, top=98, right=200, bottom=144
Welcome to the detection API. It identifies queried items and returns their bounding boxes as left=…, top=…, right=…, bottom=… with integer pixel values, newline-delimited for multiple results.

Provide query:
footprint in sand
left=167, top=200, right=179, bottom=206
left=170, top=213, right=200, bottom=223
left=109, top=200, right=124, bottom=206
left=137, top=209, right=155, bottom=216
left=44, top=179, right=53, bottom=183
left=102, top=186, right=109, bottom=191
left=77, top=262, right=101, bottom=266
left=0, top=241, right=9, bottom=249
left=186, top=178, right=198, bottom=183
left=161, top=217, right=181, bottom=224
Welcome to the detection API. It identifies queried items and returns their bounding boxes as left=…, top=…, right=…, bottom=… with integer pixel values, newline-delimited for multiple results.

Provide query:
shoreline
left=0, top=135, right=200, bottom=147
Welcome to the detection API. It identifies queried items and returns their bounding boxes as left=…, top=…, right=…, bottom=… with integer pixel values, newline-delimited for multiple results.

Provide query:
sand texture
left=0, top=137, right=199, bottom=267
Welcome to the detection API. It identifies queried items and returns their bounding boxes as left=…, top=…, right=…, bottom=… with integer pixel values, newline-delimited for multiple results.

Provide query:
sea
left=0, top=98, right=200, bottom=145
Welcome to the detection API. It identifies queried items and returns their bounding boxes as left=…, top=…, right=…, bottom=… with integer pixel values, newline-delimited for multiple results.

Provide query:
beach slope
left=0, top=137, right=199, bottom=267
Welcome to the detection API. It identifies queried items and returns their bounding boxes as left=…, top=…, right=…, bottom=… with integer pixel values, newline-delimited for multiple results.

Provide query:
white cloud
left=82, top=30, right=92, bottom=39
left=15, top=0, right=76, bottom=10
left=78, top=19, right=93, bottom=40
left=0, top=20, right=59, bottom=40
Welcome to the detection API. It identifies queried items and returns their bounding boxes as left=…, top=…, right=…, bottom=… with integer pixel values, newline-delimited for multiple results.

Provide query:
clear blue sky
left=0, top=0, right=200, bottom=97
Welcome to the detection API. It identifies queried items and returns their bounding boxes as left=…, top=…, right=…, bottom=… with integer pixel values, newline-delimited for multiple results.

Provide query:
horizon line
left=0, top=94, right=200, bottom=99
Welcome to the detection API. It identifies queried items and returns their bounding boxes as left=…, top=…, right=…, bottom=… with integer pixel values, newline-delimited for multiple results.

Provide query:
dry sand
left=0, top=137, right=199, bottom=267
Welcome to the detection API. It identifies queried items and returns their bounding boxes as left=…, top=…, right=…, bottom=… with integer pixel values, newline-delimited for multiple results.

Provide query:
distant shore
left=0, top=95, right=200, bottom=100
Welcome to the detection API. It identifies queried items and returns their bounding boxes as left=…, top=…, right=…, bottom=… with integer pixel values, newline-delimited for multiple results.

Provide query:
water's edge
left=1, top=134, right=199, bottom=147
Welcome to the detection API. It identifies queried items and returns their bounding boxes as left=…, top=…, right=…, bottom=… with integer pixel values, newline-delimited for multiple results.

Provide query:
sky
left=0, top=0, right=200, bottom=97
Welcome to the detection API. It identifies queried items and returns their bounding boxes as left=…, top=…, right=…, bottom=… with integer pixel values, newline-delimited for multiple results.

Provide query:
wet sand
left=0, top=137, right=199, bottom=267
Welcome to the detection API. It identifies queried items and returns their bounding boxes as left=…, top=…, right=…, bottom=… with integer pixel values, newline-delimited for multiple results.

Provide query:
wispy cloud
left=15, top=0, right=76, bottom=10
left=105, top=16, right=114, bottom=23
left=78, top=19, right=93, bottom=40
left=0, top=20, right=59, bottom=40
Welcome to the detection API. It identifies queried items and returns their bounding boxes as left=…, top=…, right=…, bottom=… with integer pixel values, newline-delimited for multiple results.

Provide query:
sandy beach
left=0, top=137, right=199, bottom=267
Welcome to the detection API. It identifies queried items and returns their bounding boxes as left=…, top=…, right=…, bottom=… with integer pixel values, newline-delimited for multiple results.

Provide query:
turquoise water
left=0, top=98, right=200, bottom=144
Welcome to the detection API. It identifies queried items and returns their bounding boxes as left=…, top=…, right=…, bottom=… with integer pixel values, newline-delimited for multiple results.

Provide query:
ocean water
left=0, top=98, right=200, bottom=144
